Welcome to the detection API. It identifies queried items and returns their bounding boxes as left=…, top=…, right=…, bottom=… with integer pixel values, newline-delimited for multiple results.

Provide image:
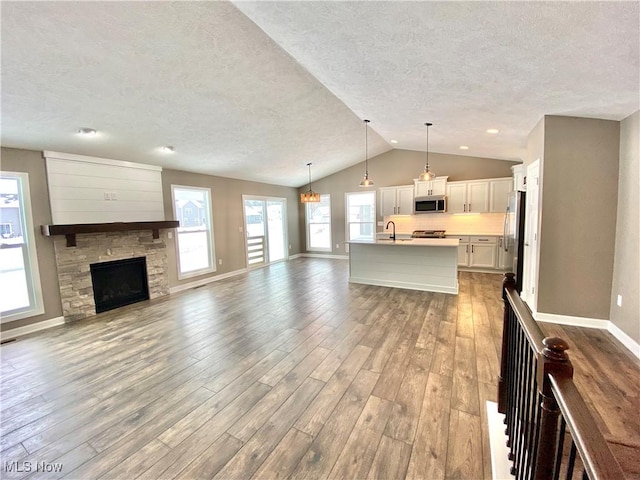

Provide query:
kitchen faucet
left=386, top=220, right=396, bottom=240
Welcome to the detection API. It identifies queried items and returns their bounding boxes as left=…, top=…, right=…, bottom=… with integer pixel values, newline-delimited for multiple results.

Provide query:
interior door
left=243, top=196, right=287, bottom=268
left=522, top=160, right=540, bottom=311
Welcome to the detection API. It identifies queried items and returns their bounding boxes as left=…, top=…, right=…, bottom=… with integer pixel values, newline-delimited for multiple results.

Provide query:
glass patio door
left=243, top=196, right=287, bottom=267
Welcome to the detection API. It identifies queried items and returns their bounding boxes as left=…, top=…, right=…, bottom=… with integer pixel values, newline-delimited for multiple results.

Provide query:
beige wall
left=0, top=147, right=63, bottom=331
left=609, top=110, right=639, bottom=343
left=298, top=149, right=520, bottom=254
left=0, top=148, right=301, bottom=332
left=161, top=169, right=301, bottom=288
left=537, top=116, right=620, bottom=320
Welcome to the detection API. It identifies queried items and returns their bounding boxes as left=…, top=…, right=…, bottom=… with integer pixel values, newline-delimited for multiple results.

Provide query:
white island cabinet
left=346, top=238, right=459, bottom=294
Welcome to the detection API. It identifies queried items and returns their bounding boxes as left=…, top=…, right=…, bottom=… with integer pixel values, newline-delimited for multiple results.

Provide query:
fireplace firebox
left=90, top=257, right=150, bottom=313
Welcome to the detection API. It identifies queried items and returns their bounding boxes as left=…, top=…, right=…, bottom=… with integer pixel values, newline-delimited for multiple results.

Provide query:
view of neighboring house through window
left=171, top=185, right=216, bottom=279
left=0, top=172, right=44, bottom=322
left=346, top=191, right=376, bottom=241
left=306, top=194, right=331, bottom=251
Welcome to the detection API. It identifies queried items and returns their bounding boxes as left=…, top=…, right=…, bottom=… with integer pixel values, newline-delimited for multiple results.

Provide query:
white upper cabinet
left=447, top=180, right=489, bottom=213
left=414, top=176, right=448, bottom=197
left=446, top=182, right=468, bottom=213
left=446, top=177, right=511, bottom=214
left=489, top=178, right=513, bottom=213
left=467, top=181, right=489, bottom=213
left=379, top=185, right=414, bottom=216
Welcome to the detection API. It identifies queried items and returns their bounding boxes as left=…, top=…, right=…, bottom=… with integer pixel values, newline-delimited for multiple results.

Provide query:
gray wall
left=0, top=148, right=63, bottom=330
left=0, top=147, right=301, bottom=332
left=298, top=148, right=520, bottom=254
left=609, top=110, right=639, bottom=343
left=161, top=169, right=301, bottom=289
left=537, top=116, right=620, bottom=320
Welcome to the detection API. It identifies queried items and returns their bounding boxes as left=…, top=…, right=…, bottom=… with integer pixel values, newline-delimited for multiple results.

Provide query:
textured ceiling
left=2, top=1, right=638, bottom=188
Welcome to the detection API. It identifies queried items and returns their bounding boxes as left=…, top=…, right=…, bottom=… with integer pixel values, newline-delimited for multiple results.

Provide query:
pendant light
left=359, top=119, right=374, bottom=187
left=418, top=122, right=436, bottom=181
left=300, top=162, right=321, bottom=203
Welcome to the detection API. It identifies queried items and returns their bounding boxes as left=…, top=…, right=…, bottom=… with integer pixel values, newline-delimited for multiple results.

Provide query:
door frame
left=242, top=195, right=289, bottom=269
left=522, top=159, right=541, bottom=313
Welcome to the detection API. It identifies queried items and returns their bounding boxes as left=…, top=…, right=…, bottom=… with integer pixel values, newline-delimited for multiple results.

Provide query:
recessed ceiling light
left=390, top=139, right=398, bottom=144
left=77, top=127, right=97, bottom=136
left=161, top=146, right=175, bottom=153
left=486, top=129, right=499, bottom=134
left=459, top=145, right=469, bottom=150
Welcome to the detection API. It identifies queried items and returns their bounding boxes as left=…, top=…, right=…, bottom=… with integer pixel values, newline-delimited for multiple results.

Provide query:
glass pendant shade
left=300, top=191, right=321, bottom=203
left=419, top=122, right=436, bottom=182
left=418, top=168, right=436, bottom=181
left=300, top=163, right=321, bottom=203
left=359, top=119, right=374, bottom=187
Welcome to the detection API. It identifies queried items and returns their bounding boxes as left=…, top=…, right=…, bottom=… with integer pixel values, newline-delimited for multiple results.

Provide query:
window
left=306, top=194, right=331, bottom=251
left=1, top=172, right=44, bottom=322
left=346, top=191, right=376, bottom=241
left=171, top=185, right=216, bottom=279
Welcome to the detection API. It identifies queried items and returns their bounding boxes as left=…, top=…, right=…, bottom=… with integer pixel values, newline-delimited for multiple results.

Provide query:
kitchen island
left=346, top=238, right=460, bottom=294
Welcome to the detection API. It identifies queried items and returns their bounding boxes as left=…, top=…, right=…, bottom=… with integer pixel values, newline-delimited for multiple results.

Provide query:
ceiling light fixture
left=359, top=119, right=374, bottom=187
left=77, top=127, right=97, bottom=136
left=390, top=139, right=398, bottom=144
left=300, top=162, right=321, bottom=203
left=486, top=128, right=499, bottom=134
left=418, top=122, right=436, bottom=181
left=459, top=145, right=469, bottom=150
left=161, top=145, right=175, bottom=153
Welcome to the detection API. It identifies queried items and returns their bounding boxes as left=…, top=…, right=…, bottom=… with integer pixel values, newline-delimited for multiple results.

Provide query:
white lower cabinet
left=448, top=235, right=500, bottom=269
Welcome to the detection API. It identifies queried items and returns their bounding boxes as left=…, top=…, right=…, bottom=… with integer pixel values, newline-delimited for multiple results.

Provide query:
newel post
left=497, top=272, right=516, bottom=414
left=533, top=337, right=574, bottom=480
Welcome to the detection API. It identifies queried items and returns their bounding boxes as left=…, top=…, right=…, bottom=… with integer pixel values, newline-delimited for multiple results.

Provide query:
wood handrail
left=499, top=272, right=624, bottom=479
left=549, top=374, right=625, bottom=480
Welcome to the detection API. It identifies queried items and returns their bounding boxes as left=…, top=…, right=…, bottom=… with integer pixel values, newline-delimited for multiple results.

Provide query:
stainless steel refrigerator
left=503, top=190, right=526, bottom=294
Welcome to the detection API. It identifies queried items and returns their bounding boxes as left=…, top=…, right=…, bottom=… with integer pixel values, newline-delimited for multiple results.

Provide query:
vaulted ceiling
left=2, top=1, right=638, bottom=187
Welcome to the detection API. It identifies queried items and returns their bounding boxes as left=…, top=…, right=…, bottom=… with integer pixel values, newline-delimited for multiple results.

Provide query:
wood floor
left=0, top=258, right=637, bottom=479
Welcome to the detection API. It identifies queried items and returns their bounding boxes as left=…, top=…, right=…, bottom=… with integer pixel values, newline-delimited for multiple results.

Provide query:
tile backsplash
left=381, top=213, right=505, bottom=236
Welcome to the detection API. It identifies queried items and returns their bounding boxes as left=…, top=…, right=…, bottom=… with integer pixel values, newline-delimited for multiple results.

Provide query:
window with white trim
left=0, top=171, right=44, bottom=322
left=171, top=185, right=216, bottom=279
left=345, top=191, right=376, bottom=242
left=306, top=194, right=331, bottom=251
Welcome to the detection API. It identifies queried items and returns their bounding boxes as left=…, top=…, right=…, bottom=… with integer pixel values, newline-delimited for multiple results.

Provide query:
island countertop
left=346, top=238, right=459, bottom=247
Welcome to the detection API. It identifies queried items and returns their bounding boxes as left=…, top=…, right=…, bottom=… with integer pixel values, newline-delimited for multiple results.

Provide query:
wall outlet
left=239, top=226, right=243, bottom=233
left=336, top=243, right=340, bottom=249
left=167, top=231, right=173, bottom=239
left=617, top=294, right=622, bottom=307
left=377, top=221, right=384, bottom=226
left=218, top=258, right=223, bottom=265
left=289, top=244, right=291, bottom=250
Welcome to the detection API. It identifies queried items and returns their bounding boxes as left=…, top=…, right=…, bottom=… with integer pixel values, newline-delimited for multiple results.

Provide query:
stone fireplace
left=51, top=229, right=170, bottom=321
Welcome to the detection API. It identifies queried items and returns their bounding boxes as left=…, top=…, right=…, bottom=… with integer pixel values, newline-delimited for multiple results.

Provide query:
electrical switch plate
left=617, top=295, right=622, bottom=307
left=104, top=192, right=111, bottom=200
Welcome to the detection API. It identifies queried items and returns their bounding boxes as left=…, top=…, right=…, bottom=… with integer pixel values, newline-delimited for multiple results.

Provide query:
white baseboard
left=535, top=312, right=609, bottom=329
left=1, top=316, right=65, bottom=342
left=608, top=322, right=640, bottom=360
left=301, top=253, right=349, bottom=260
left=487, top=401, right=513, bottom=480
left=288, top=253, right=303, bottom=259
left=169, top=268, right=248, bottom=294
left=535, top=312, right=640, bottom=360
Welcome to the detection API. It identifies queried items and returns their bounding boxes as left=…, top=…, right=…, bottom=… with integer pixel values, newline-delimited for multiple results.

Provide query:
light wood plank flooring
left=0, top=258, right=637, bottom=479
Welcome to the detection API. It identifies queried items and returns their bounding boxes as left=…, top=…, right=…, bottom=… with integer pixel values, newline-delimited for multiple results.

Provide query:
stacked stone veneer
left=52, top=230, right=170, bottom=321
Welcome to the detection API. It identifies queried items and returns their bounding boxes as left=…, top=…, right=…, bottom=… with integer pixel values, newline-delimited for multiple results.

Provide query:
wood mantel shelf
left=41, top=221, right=179, bottom=247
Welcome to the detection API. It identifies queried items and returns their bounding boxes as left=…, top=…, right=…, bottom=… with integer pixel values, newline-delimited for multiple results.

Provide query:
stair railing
left=497, top=273, right=624, bottom=480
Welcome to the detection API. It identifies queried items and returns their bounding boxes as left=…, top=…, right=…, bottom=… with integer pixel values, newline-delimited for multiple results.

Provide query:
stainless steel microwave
left=414, top=195, right=447, bottom=214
